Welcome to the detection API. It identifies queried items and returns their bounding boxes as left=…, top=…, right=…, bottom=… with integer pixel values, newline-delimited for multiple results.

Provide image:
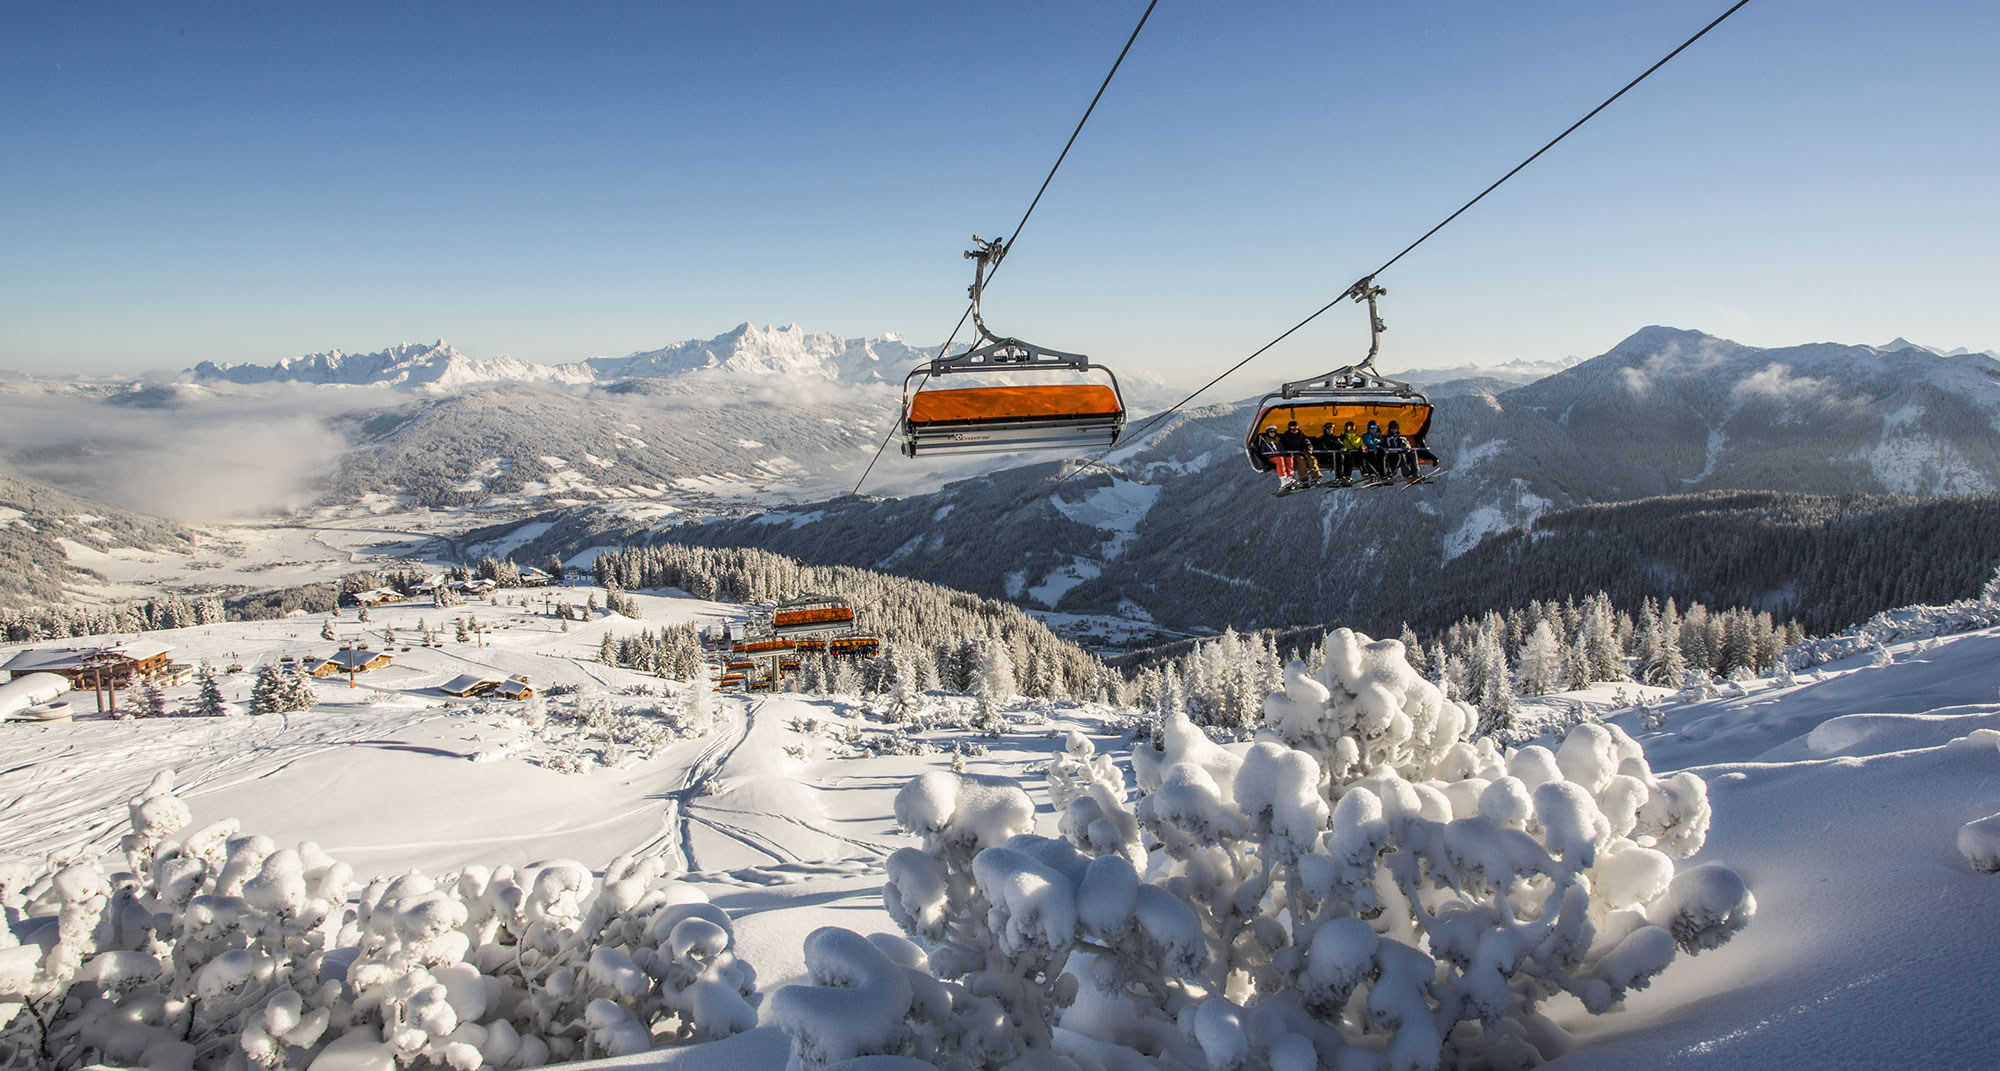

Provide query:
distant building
left=308, top=649, right=393, bottom=676
left=1, top=640, right=173, bottom=686
left=439, top=673, right=502, bottom=697
left=456, top=578, right=498, bottom=596
left=437, top=672, right=533, bottom=699
left=519, top=568, right=552, bottom=587
left=350, top=588, right=407, bottom=607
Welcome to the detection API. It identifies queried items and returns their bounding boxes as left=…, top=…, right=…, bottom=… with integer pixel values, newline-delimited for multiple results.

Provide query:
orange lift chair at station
left=1243, top=282, right=1443, bottom=485
left=722, top=594, right=880, bottom=688
left=769, top=594, right=856, bottom=637
left=900, top=237, right=1126, bottom=458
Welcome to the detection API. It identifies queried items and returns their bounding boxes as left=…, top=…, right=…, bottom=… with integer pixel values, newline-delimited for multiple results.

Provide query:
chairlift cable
left=828, top=0, right=1751, bottom=581
left=903, top=0, right=1757, bottom=574
left=803, top=0, right=1160, bottom=565
left=1077, top=0, right=1757, bottom=473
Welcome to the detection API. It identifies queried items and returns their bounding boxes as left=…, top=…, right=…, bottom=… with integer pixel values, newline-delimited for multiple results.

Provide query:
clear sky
left=3, top=1, right=1995, bottom=389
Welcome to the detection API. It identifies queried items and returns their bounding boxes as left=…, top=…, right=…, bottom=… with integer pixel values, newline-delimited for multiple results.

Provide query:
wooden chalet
left=309, top=649, right=394, bottom=676
left=439, top=673, right=502, bottom=697
left=437, top=673, right=534, bottom=699
left=1, top=640, right=173, bottom=687
left=351, top=588, right=407, bottom=607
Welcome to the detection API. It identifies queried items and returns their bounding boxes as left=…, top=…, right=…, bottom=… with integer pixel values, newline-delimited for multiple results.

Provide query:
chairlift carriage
left=900, top=237, right=1126, bottom=458
left=1244, top=281, right=1442, bottom=486
left=769, top=593, right=856, bottom=638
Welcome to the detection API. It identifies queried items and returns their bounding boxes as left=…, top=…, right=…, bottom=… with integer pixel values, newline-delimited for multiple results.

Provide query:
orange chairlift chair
left=769, top=593, right=857, bottom=638
left=1244, top=281, right=1442, bottom=485
left=900, top=236, right=1126, bottom=458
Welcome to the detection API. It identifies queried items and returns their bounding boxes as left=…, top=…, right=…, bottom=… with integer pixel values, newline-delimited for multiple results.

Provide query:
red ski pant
left=1273, top=455, right=1296, bottom=478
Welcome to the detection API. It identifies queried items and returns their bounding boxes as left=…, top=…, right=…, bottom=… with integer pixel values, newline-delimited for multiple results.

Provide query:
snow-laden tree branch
left=0, top=771, right=758, bottom=1070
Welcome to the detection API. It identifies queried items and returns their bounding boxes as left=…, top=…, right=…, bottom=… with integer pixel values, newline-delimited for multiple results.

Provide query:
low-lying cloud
left=0, top=384, right=402, bottom=521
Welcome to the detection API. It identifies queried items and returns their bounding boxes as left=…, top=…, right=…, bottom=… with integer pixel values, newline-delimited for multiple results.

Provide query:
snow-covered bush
left=0, top=771, right=758, bottom=1069
left=843, top=628, right=1751, bottom=1071
left=1958, top=813, right=2000, bottom=874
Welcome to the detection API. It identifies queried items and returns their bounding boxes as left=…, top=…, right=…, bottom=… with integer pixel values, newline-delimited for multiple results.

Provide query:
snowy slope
left=5, top=585, right=2000, bottom=1068
left=1549, top=630, right=2000, bottom=1068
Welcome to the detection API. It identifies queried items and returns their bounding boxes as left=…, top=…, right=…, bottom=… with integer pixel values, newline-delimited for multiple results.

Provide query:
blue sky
left=3, top=1, right=1994, bottom=388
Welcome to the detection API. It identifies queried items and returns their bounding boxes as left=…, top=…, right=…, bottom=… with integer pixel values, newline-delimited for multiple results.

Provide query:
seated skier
left=1360, top=420, right=1387, bottom=480
left=1335, top=421, right=1371, bottom=483
left=1381, top=419, right=1418, bottom=479
left=1312, top=421, right=1342, bottom=480
left=1255, top=425, right=1297, bottom=488
left=1277, top=420, right=1320, bottom=487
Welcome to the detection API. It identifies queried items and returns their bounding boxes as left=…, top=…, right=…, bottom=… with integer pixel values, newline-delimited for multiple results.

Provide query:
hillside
left=320, top=379, right=902, bottom=510
left=0, top=471, right=193, bottom=606
left=634, top=329, right=2000, bottom=644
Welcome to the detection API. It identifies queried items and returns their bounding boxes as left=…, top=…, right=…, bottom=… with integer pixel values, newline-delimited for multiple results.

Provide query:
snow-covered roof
left=439, top=674, right=502, bottom=696
left=1, top=640, right=173, bottom=675
left=495, top=678, right=534, bottom=699
left=319, top=649, right=391, bottom=671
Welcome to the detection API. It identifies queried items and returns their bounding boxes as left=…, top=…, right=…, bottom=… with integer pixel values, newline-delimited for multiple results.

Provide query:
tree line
left=0, top=594, right=226, bottom=644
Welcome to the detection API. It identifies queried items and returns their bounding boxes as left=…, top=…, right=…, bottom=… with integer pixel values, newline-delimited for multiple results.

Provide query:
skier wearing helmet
left=1254, top=426, right=1297, bottom=489
left=1277, top=420, right=1320, bottom=487
left=1361, top=420, right=1386, bottom=481
left=1382, top=419, right=1418, bottom=479
left=1335, top=420, right=1369, bottom=483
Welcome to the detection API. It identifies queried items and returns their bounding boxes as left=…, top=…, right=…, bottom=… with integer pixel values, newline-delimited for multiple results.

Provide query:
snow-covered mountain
left=0, top=471, right=192, bottom=605
left=586, top=322, right=939, bottom=383
left=1878, top=336, right=2000, bottom=360
left=184, top=325, right=944, bottom=392
left=191, top=340, right=598, bottom=392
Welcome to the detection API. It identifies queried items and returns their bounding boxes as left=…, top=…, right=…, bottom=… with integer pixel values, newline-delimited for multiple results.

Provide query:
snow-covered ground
left=4, top=593, right=1999, bottom=1068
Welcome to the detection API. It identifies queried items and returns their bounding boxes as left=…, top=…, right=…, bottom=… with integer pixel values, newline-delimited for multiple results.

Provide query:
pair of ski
left=1271, top=469, right=1443, bottom=497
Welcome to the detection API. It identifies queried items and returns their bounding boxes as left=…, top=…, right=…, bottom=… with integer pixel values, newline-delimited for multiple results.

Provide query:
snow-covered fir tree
left=1515, top=619, right=1564, bottom=696
left=188, top=662, right=228, bottom=717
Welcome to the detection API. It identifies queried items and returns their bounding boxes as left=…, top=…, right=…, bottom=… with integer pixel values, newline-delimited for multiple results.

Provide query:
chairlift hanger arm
left=1276, top=281, right=1418, bottom=399
left=917, top=235, right=1102, bottom=376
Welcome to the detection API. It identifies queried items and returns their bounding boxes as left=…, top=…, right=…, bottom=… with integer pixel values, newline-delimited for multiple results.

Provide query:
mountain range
left=4, top=321, right=1997, bottom=649
left=187, top=323, right=943, bottom=392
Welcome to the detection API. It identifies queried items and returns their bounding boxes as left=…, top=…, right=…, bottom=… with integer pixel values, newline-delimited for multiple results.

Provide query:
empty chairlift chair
left=1243, top=282, right=1442, bottom=484
left=900, top=236, right=1126, bottom=458
left=769, top=594, right=856, bottom=638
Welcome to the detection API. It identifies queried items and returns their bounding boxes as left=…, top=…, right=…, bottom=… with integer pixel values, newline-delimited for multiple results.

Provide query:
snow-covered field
left=3, top=589, right=1998, bottom=1069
